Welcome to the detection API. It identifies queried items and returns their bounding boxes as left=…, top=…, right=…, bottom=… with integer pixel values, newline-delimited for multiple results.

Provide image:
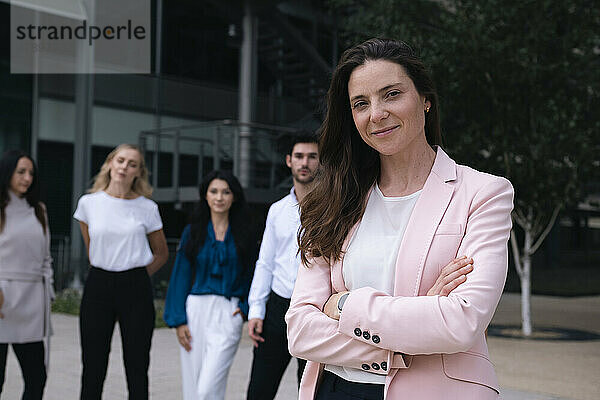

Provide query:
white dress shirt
left=248, top=187, right=301, bottom=320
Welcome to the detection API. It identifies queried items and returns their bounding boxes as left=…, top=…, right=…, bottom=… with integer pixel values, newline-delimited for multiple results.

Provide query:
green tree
left=330, top=0, right=600, bottom=336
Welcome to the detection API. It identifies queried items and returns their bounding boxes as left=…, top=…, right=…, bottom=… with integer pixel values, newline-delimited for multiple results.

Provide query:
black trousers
left=0, top=341, right=46, bottom=400
left=315, top=371, right=384, bottom=400
left=79, top=266, right=155, bottom=400
left=247, top=291, right=307, bottom=400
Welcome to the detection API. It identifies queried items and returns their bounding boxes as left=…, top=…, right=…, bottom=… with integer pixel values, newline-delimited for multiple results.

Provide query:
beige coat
left=0, top=192, right=53, bottom=348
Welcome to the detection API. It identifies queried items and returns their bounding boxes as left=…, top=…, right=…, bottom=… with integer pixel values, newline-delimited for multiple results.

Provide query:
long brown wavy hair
left=298, top=38, right=442, bottom=266
left=89, top=144, right=153, bottom=198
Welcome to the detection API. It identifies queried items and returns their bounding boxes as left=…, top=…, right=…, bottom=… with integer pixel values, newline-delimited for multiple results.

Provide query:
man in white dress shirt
left=246, top=134, right=319, bottom=400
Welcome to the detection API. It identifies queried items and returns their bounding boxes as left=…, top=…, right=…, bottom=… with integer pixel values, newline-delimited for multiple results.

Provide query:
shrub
left=51, top=288, right=81, bottom=315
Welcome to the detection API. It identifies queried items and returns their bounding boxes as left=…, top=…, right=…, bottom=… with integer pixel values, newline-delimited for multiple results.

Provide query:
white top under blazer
left=325, top=184, right=420, bottom=384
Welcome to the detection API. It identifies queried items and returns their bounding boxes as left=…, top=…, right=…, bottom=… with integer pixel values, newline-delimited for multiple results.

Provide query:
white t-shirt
left=325, top=183, right=421, bottom=384
left=73, top=191, right=163, bottom=272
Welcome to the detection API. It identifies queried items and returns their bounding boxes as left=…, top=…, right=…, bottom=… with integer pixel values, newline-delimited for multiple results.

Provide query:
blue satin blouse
left=163, top=222, right=251, bottom=328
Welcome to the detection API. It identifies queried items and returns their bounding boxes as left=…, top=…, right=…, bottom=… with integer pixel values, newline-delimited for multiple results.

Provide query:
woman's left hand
left=323, top=291, right=349, bottom=321
left=233, top=307, right=246, bottom=321
left=427, top=256, right=473, bottom=296
left=176, top=324, right=192, bottom=352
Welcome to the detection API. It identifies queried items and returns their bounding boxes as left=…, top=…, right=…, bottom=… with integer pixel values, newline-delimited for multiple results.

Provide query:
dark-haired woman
left=0, top=150, right=53, bottom=399
left=286, top=38, right=514, bottom=400
left=164, top=170, right=258, bottom=400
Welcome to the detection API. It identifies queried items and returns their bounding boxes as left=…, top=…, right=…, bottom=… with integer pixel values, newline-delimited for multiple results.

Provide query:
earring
left=425, top=105, right=430, bottom=113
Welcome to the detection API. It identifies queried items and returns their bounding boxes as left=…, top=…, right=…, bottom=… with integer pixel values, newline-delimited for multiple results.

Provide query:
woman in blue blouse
left=164, top=170, right=257, bottom=400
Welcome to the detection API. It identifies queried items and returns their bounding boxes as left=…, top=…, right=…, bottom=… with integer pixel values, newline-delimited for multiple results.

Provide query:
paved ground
left=488, top=294, right=600, bottom=400
left=3, top=293, right=599, bottom=399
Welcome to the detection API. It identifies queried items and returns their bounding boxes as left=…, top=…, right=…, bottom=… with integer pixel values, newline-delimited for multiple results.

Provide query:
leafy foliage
left=329, top=0, right=599, bottom=246
left=51, top=288, right=81, bottom=315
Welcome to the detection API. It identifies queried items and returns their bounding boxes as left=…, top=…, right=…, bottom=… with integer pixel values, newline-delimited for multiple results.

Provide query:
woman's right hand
left=176, top=324, right=192, bottom=352
left=427, top=256, right=474, bottom=296
left=0, top=289, right=4, bottom=318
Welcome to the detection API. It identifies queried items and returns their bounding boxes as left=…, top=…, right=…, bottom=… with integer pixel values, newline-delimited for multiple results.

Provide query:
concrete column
left=70, top=0, right=95, bottom=289
left=237, top=0, right=257, bottom=187
left=70, top=74, right=93, bottom=289
left=30, top=70, right=39, bottom=160
left=30, top=11, right=40, bottom=160
left=153, top=0, right=163, bottom=133
left=151, top=0, right=163, bottom=189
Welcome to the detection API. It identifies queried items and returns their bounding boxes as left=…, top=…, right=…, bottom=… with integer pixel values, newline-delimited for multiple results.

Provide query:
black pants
left=79, top=266, right=155, bottom=400
left=0, top=341, right=46, bottom=400
left=247, top=291, right=307, bottom=400
left=316, top=371, right=384, bottom=400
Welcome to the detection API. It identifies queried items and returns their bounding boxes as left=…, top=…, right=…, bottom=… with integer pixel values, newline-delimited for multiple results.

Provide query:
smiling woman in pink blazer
left=285, top=38, right=514, bottom=400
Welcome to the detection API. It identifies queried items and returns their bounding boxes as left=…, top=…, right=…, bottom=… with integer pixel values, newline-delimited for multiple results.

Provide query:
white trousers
left=180, top=294, right=243, bottom=400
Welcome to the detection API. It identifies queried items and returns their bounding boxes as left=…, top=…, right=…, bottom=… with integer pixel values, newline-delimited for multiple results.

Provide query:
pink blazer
left=286, top=147, right=514, bottom=400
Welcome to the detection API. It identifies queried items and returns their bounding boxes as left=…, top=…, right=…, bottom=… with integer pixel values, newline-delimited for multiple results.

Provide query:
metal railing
left=50, top=235, right=72, bottom=292
left=50, top=235, right=181, bottom=298
left=139, top=119, right=303, bottom=203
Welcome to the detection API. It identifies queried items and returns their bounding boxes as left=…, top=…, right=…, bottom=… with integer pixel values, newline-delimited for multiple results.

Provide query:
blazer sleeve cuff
left=337, top=287, right=379, bottom=339
left=247, top=302, right=266, bottom=320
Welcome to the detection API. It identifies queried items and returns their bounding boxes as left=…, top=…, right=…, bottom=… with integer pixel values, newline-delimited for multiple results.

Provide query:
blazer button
left=361, top=363, right=370, bottom=371
left=354, top=328, right=362, bottom=337
left=371, top=362, right=380, bottom=370
left=381, top=361, right=387, bottom=371
left=372, top=335, right=380, bottom=344
left=362, top=331, right=371, bottom=340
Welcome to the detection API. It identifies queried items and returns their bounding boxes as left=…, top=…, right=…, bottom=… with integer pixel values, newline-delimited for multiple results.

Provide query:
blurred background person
left=246, top=134, right=318, bottom=399
left=73, top=144, right=168, bottom=400
left=164, top=170, right=258, bottom=400
left=0, top=150, right=53, bottom=400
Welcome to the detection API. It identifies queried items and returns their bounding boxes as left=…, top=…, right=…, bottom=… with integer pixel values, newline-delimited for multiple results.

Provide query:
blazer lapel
left=393, top=147, right=457, bottom=297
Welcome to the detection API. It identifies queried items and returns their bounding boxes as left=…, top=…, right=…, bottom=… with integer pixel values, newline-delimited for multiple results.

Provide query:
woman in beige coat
left=0, top=150, right=53, bottom=400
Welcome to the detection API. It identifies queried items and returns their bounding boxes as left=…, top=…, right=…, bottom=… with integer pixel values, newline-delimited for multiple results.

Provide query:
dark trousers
left=247, top=291, right=307, bottom=400
left=79, top=266, right=155, bottom=400
left=315, top=371, right=384, bottom=400
left=0, top=341, right=46, bottom=400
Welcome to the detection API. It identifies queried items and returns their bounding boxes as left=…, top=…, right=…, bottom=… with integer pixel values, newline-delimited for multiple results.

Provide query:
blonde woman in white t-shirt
left=74, top=144, right=168, bottom=400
